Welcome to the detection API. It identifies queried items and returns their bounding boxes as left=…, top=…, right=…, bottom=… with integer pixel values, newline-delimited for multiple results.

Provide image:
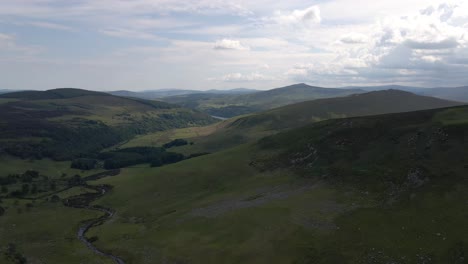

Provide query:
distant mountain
left=109, top=88, right=258, bottom=100
left=0, top=89, right=19, bottom=95
left=0, top=88, right=108, bottom=100
left=418, top=86, right=468, bottom=102
left=204, top=88, right=258, bottom=94
left=109, top=89, right=200, bottom=99
left=191, top=89, right=463, bottom=153
left=0, top=88, right=216, bottom=160
left=231, top=89, right=462, bottom=131
left=345, top=85, right=468, bottom=102
left=343, top=85, right=423, bottom=92
left=163, top=83, right=366, bottom=118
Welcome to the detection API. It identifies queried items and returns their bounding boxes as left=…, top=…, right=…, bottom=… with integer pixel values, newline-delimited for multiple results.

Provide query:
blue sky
left=0, top=0, right=467, bottom=91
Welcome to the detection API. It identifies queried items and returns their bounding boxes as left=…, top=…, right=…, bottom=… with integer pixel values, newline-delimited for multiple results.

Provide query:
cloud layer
left=0, top=0, right=467, bottom=90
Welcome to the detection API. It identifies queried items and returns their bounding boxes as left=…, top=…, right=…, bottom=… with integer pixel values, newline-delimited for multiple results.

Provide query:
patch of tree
left=50, top=195, right=61, bottom=203
left=0, top=170, right=73, bottom=199
left=71, top=158, right=98, bottom=170
left=0, top=171, right=39, bottom=186
left=0, top=96, right=216, bottom=161
left=0, top=206, right=5, bottom=216
left=186, top=152, right=211, bottom=159
left=1, top=118, right=125, bottom=161
left=3, top=243, right=27, bottom=264
left=150, top=152, right=185, bottom=167
left=0, top=175, right=18, bottom=185
left=163, top=139, right=188, bottom=149
left=67, top=175, right=84, bottom=187
left=20, top=171, right=39, bottom=183
left=98, top=147, right=186, bottom=169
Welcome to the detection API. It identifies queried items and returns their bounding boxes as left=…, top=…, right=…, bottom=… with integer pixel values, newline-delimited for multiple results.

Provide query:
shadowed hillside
left=0, top=88, right=216, bottom=160
left=162, top=83, right=365, bottom=117
left=72, top=105, right=468, bottom=263
left=230, top=89, right=462, bottom=131
left=179, top=90, right=462, bottom=154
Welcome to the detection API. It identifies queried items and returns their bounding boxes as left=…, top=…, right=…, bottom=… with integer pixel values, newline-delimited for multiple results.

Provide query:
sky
left=0, top=0, right=467, bottom=91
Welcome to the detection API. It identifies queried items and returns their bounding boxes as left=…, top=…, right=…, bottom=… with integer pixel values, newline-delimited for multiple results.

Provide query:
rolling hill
left=163, top=90, right=462, bottom=154
left=1, top=89, right=467, bottom=263
left=419, top=86, right=468, bottom=102
left=162, top=83, right=365, bottom=118
left=0, top=89, right=17, bottom=95
left=230, top=89, right=462, bottom=131
left=345, top=85, right=468, bottom=102
left=109, top=88, right=258, bottom=100
left=0, top=88, right=216, bottom=160
left=72, top=105, right=468, bottom=263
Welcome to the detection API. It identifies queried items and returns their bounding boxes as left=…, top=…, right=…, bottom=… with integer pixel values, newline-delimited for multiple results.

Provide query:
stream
left=63, top=170, right=126, bottom=264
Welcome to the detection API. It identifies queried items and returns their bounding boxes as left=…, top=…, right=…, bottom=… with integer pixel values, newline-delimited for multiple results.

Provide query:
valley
left=1, top=86, right=467, bottom=263
left=3, top=2, right=468, bottom=263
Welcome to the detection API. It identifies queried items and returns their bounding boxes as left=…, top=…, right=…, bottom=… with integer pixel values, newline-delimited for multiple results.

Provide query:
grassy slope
left=230, top=89, right=462, bottom=131
left=83, top=106, right=468, bottom=263
left=0, top=88, right=216, bottom=160
left=0, top=156, right=103, bottom=179
left=0, top=200, right=113, bottom=264
left=163, top=83, right=364, bottom=118
left=89, top=146, right=365, bottom=263
left=136, top=90, right=462, bottom=156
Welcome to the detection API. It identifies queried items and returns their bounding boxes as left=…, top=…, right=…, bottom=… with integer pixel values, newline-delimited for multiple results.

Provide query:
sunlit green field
left=0, top=198, right=113, bottom=264
left=0, top=156, right=102, bottom=179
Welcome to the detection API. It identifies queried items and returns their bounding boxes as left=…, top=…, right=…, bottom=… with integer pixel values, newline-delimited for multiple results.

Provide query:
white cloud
left=340, top=33, right=368, bottom=44
left=1, top=0, right=468, bottom=89
left=211, top=72, right=279, bottom=82
left=214, top=39, right=249, bottom=50
left=286, top=1, right=468, bottom=87
left=271, top=5, right=321, bottom=27
left=404, top=38, right=459, bottom=50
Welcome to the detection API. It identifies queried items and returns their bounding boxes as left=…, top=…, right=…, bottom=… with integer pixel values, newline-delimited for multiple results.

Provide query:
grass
left=0, top=198, right=113, bottom=264
left=120, top=120, right=229, bottom=149
left=433, top=107, right=468, bottom=125
left=84, top=106, right=468, bottom=263
left=0, top=155, right=103, bottom=179
left=0, top=98, right=19, bottom=105
left=326, top=184, right=468, bottom=263
left=1, top=105, right=468, bottom=263
left=82, top=145, right=369, bottom=263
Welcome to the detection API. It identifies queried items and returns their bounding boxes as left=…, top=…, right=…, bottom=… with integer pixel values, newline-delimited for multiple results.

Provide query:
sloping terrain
left=0, top=88, right=216, bottom=160
left=1, top=102, right=467, bottom=263
left=346, top=85, right=468, bottom=102
left=161, top=90, right=462, bottom=155
left=230, top=89, right=462, bottom=131
left=79, top=105, right=468, bottom=263
left=162, top=83, right=365, bottom=117
left=109, top=88, right=258, bottom=100
left=419, top=86, right=468, bottom=102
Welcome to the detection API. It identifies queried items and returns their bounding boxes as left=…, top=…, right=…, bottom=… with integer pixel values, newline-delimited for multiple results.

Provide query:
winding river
left=63, top=170, right=126, bottom=264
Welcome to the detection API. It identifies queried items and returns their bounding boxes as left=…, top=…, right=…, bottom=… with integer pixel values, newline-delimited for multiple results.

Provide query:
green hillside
left=0, top=88, right=216, bottom=160
left=157, top=90, right=461, bottom=155
left=231, top=89, right=462, bottom=131
left=79, top=106, right=468, bottom=263
left=1, top=89, right=467, bottom=264
left=162, top=83, right=365, bottom=118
